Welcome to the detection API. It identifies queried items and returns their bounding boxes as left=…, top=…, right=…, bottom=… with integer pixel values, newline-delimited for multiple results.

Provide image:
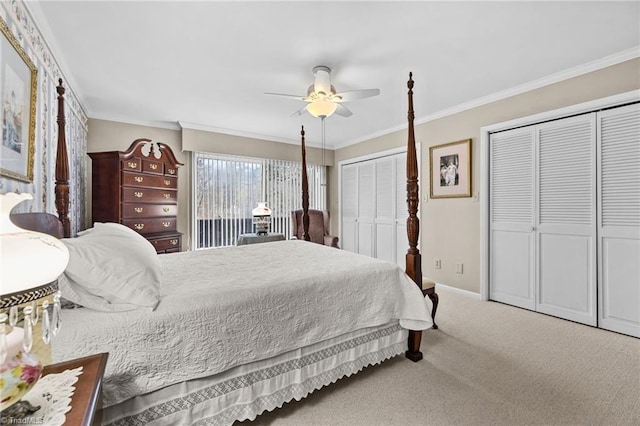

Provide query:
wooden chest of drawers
left=89, top=139, right=183, bottom=253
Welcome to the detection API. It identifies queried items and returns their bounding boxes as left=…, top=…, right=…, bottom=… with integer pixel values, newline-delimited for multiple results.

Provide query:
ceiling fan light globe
left=307, top=100, right=337, bottom=118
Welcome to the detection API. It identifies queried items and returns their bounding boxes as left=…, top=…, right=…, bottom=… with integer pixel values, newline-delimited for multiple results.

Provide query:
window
left=194, top=152, right=326, bottom=248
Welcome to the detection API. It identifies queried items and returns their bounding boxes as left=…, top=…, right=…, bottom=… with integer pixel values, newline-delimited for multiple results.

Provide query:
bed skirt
left=104, top=322, right=407, bottom=426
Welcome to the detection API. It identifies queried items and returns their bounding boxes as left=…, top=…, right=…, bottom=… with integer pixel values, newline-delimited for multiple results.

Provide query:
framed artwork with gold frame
left=0, top=18, right=37, bottom=182
left=429, top=139, right=472, bottom=198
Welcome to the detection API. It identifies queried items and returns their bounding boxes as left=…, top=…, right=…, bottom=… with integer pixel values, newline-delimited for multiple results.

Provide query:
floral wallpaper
left=0, top=0, right=88, bottom=235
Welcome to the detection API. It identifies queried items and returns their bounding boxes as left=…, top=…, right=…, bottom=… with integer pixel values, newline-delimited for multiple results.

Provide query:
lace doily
left=21, top=366, right=83, bottom=426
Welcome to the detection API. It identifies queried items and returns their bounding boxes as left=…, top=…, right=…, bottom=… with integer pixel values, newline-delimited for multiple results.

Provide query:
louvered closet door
left=375, top=156, right=395, bottom=262
left=489, top=127, right=536, bottom=310
left=536, top=114, right=597, bottom=325
left=341, top=163, right=358, bottom=253
left=357, top=162, right=375, bottom=257
left=598, top=103, right=640, bottom=337
left=341, top=151, right=411, bottom=264
left=395, top=152, right=409, bottom=267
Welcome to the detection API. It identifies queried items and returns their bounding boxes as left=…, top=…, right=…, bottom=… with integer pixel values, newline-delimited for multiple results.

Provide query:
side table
left=237, top=233, right=285, bottom=245
left=42, top=352, right=109, bottom=426
left=421, top=278, right=439, bottom=329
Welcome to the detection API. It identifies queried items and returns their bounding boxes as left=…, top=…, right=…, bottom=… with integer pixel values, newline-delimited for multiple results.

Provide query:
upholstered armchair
left=290, top=209, right=339, bottom=248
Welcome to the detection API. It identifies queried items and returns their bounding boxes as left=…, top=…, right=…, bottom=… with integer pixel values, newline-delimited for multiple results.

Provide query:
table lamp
left=0, top=193, right=69, bottom=415
left=252, top=202, right=272, bottom=235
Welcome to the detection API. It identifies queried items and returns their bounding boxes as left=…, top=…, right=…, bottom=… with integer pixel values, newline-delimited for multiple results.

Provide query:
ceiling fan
left=265, top=65, right=380, bottom=118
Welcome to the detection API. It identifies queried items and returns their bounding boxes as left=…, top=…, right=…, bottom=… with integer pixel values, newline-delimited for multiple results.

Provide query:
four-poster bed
left=12, top=75, right=434, bottom=424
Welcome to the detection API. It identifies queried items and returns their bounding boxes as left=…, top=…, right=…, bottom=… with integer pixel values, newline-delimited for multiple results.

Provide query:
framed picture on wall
left=429, top=138, right=472, bottom=198
left=0, top=18, right=37, bottom=183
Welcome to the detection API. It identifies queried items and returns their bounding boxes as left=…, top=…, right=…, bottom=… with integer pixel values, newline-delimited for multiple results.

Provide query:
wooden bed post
left=55, top=79, right=71, bottom=238
left=405, top=73, right=423, bottom=362
left=300, top=126, right=310, bottom=241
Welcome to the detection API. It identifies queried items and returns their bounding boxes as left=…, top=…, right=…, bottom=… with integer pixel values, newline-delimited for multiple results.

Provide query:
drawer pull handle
left=134, top=192, right=144, bottom=198
left=162, top=221, right=171, bottom=228
left=164, top=179, right=171, bottom=186
left=134, top=207, right=143, bottom=213
left=135, top=176, right=144, bottom=183
left=168, top=169, right=176, bottom=175
left=150, top=164, right=158, bottom=170
left=170, top=239, right=178, bottom=245
left=133, top=223, right=145, bottom=230
left=128, top=162, right=138, bottom=168
left=163, top=207, right=170, bottom=212
left=163, top=193, right=171, bottom=199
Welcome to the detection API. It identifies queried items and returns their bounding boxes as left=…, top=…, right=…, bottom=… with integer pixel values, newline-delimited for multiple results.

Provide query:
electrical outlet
left=456, top=263, right=464, bottom=274
left=434, top=258, right=442, bottom=269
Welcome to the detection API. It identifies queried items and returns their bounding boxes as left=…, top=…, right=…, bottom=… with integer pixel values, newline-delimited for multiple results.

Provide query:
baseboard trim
left=435, top=283, right=481, bottom=300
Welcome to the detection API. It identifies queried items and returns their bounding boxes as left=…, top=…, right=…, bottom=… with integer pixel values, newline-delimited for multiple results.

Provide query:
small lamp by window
left=252, top=202, right=272, bottom=235
left=0, top=193, right=69, bottom=416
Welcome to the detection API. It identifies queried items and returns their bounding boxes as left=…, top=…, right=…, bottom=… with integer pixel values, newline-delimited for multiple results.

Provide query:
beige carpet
left=245, top=286, right=640, bottom=426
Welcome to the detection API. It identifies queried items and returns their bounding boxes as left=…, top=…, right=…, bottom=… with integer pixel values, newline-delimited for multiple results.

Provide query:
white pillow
left=59, top=222, right=162, bottom=312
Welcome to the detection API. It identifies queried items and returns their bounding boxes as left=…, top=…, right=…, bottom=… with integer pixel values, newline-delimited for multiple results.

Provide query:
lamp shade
left=252, top=202, right=272, bottom=217
left=0, top=193, right=69, bottom=296
left=252, top=202, right=271, bottom=235
left=306, top=100, right=337, bottom=118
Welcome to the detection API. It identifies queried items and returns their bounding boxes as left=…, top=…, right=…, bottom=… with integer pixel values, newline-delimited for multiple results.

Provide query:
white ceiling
left=28, top=1, right=639, bottom=149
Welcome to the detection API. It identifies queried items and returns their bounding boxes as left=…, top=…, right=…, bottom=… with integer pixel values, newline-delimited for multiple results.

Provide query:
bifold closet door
left=341, top=163, right=357, bottom=253
left=379, top=151, right=414, bottom=267
left=535, top=114, right=597, bottom=326
left=356, top=161, right=375, bottom=257
left=490, top=103, right=637, bottom=332
left=341, top=151, right=412, bottom=267
left=375, top=156, right=395, bottom=263
left=489, top=127, right=536, bottom=310
left=341, top=161, right=381, bottom=256
left=597, top=103, right=640, bottom=337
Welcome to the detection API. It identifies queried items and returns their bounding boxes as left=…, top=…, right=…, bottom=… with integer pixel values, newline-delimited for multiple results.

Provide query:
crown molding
left=90, top=113, right=182, bottom=131
left=177, top=121, right=333, bottom=149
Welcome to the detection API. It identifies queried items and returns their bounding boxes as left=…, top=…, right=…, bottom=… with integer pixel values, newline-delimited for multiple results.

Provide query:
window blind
left=194, top=152, right=326, bottom=248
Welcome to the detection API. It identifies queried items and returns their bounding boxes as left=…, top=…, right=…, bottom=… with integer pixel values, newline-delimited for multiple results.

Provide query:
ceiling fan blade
left=290, top=105, right=309, bottom=117
left=334, top=104, right=353, bottom=118
left=264, top=92, right=309, bottom=101
left=313, top=66, right=332, bottom=96
left=333, top=88, right=380, bottom=102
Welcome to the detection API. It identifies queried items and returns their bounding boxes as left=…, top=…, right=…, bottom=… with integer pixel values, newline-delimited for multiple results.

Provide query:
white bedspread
left=52, top=240, right=432, bottom=407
